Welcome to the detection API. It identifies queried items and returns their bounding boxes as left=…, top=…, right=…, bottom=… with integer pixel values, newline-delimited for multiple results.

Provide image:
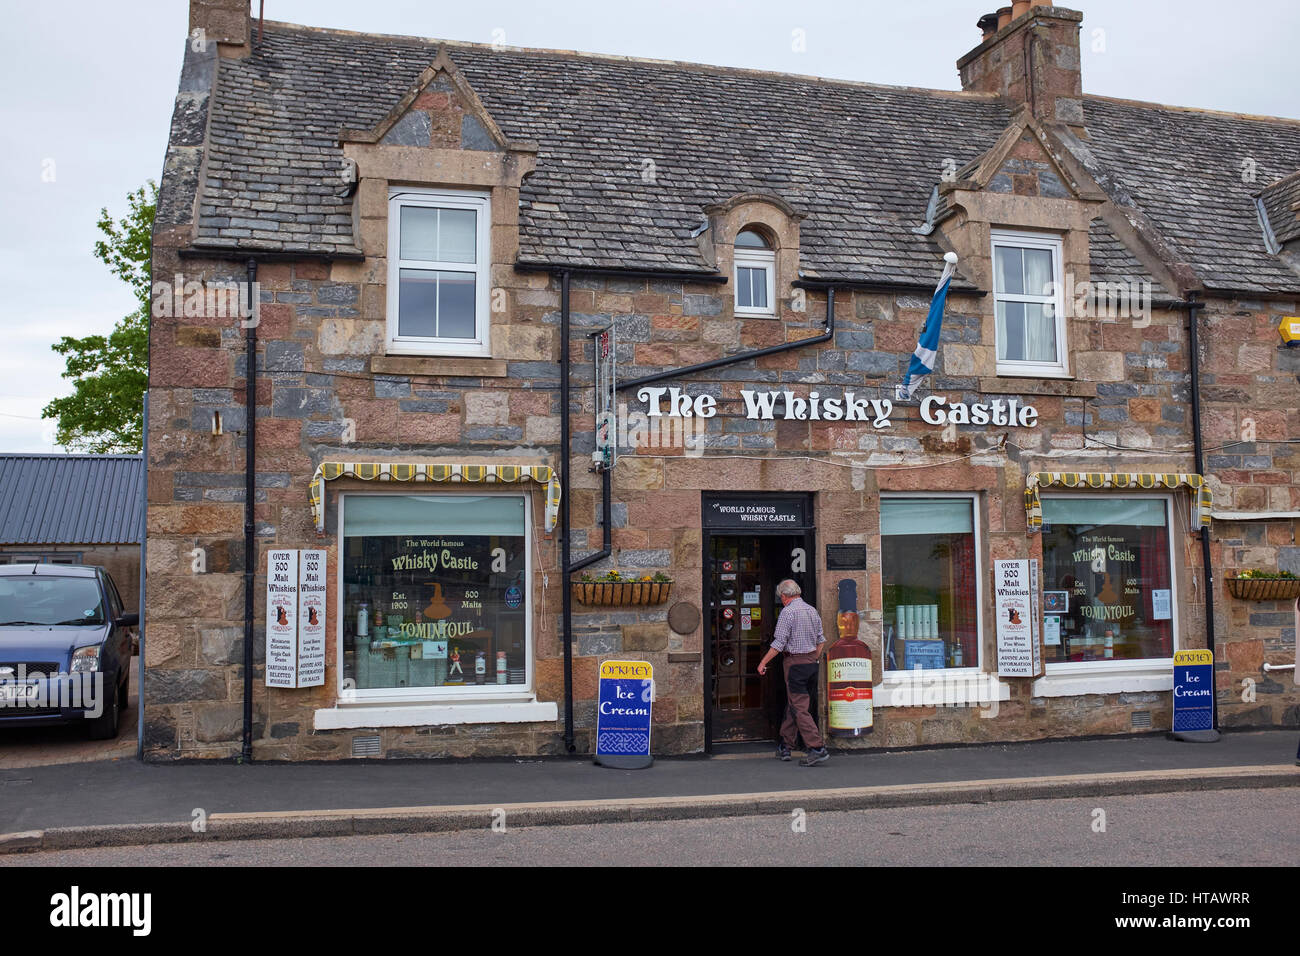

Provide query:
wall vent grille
left=1130, top=711, right=1152, bottom=729
left=351, top=735, right=381, bottom=757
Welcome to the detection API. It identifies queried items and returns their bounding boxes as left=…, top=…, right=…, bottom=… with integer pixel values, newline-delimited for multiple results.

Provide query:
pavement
left=0, top=657, right=139, bottom=770
left=0, top=728, right=1296, bottom=854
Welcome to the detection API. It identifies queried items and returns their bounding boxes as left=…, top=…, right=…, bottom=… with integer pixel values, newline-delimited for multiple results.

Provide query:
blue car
left=0, top=564, right=137, bottom=739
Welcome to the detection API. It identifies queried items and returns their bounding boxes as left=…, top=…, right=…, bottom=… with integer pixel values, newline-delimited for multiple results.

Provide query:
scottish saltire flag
left=896, top=252, right=958, bottom=401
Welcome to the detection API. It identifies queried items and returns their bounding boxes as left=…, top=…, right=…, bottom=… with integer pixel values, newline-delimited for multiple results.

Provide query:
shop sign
left=637, top=386, right=1039, bottom=429
left=265, top=549, right=299, bottom=689
left=267, top=549, right=329, bottom=689
left=297, top=549, right=327, bottom=688
left=995, top=559, right=1041, bottom=677
left=704, top=496, right=807, bottom=528
left=594, top=660, right=654, bottom=769
left=1172, top=649, right=1215, bottom=733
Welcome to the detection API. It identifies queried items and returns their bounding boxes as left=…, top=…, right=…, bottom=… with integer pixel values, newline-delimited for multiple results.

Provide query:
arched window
left=733, top=228, right=775, bottom=316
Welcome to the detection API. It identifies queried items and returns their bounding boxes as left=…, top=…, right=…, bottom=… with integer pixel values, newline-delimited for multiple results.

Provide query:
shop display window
left=340, top=493, right=530, bottom=698
left=881, top=496, right=980, bottom=673
left=1040, top=496, right=1175, bottom=665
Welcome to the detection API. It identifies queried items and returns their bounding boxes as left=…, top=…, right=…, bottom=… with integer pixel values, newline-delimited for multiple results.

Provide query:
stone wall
left=1201, top=297, right=1300, bottom=729
left=145, top=248, right=1299, bottom=756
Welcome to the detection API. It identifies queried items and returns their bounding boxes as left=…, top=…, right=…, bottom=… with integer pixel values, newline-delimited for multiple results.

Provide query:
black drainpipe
left=241, top=257, right=258, bottom=762
left=556, top=279, right=838, bottom=752
left=619, top=285, right=837, bottom=393
left=1186, top=291, right=1217, bottom=726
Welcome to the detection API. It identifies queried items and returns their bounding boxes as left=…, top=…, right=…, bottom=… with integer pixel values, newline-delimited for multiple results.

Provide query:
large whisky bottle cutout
left=827, top=579, right=873, bottom=736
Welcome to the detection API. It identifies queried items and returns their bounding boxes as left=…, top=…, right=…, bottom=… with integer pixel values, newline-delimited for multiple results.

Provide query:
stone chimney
left=957, top=3, right=1085, bottom=130
left=189, top=0, right=251, bottom=57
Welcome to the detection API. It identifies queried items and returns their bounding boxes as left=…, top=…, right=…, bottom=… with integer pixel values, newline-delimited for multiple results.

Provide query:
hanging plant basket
left=1225, top=574, right=1300, bottom=601
left=571, top=579, right=673, bottom=607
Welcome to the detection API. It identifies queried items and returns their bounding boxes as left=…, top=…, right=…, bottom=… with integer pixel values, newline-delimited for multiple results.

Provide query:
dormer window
left=733, top=228, right=776, bottom=316
left=386, top=186, right=491, bottom=356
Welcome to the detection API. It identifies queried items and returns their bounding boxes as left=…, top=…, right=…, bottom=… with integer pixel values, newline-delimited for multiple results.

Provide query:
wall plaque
left=826, top=544, right=867, bottom=571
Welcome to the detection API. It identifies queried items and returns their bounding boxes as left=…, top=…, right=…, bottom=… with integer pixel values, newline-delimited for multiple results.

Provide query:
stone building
left=144, top=0, right=1299, bottom=759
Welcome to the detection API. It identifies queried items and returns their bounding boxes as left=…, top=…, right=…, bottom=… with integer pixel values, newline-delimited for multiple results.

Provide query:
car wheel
left=88, top=675, right=120, bottom=740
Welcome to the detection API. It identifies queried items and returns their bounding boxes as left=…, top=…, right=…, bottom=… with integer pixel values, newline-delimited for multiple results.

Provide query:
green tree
left=42, top=181, right=155, bottom=453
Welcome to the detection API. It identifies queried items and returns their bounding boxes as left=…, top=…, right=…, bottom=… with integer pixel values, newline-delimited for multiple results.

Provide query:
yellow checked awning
left=310, top=462, right=560, bottom=533
left=1025, top=472, right=1212, bottom=533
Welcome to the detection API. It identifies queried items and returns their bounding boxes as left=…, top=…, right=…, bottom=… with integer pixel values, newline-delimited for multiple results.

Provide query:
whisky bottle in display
left=827, top=579, right=874, bottom=737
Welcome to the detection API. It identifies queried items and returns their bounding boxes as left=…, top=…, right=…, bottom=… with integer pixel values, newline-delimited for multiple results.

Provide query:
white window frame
left=331, top=489, right=535, bottom=706
left=386, top=187, right=491, bottom=357
left=878, top=492, right=990, bottom=683
left=1035, top=493, right=1179, bottom=693
left=733, top=247, right=776, bottom=317
left=991, top=229, right=1068, bottom=378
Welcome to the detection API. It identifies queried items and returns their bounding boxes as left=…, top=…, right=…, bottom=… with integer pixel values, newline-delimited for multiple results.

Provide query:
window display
left=881, top=497, right=979, bottom=673
left=1040, top=496, right=1174, bottom=664
left=341, top=494, right=529, bottom=696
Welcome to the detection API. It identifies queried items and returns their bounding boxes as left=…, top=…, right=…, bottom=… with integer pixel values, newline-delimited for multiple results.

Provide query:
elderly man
left=757, top=579, right=829, bottom=766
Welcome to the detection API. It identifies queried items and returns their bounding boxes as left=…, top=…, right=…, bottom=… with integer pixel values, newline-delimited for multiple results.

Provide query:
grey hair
left=776, top=579, right=801, bottom=598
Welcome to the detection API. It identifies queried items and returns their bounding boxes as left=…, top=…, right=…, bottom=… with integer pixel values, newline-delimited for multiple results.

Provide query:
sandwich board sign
left=1172, top=649, right=1216, bottom=737
left=594, top=659, right=654, bottom=769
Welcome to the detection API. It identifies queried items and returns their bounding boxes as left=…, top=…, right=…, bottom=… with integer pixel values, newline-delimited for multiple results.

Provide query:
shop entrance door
left=702, top=494, right=815, bottom=749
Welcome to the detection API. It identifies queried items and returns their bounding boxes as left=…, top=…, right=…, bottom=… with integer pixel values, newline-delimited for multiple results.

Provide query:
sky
left=0, top=0, right=1296, bottom=454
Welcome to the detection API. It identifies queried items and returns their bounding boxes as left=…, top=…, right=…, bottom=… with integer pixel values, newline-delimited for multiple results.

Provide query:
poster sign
left=995, top=559, right=1039, bottom=677
left=297, top=549, right=327, bottom=687
left=1172, top=649, right=1215, bottom=733
left=1029, top=558, right=1042, bottom=676
left=1044, top=615, right=1061, bottom=646
left=1151, top=589, right=1172, bottom=621
left=594, top=659, right=654, bottom=769
left=265, top=549, right=299, bottom=688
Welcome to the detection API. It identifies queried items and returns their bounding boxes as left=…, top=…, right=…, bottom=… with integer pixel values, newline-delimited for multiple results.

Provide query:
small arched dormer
left=703, top=193, right=804, bottom=319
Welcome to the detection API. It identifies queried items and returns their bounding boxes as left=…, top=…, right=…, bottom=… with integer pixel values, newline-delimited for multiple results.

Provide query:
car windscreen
left=0, top=576, right=106, bottom=627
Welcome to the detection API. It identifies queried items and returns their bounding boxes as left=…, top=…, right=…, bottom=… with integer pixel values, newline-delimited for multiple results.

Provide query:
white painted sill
left=313, top=699, right=558, bottom=730
left=876, top=671, right=1011, bottom=708
left=384, top=341, right=491, bottom=358
left=995, top=365, right=1072, bottom=379
left=1031, top=669, right=1173, bottom=698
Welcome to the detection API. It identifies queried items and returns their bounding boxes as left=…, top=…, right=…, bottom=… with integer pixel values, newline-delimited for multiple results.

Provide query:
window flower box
left=572, top=575, right=673, bottom=607
left=1225, top=573, right=1300, bottom=602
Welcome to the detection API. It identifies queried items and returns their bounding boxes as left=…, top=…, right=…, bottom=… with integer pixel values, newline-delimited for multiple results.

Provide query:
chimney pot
left=977, top=13, right=1000, bottom=39
left=958, top=4, right=1085, bottom=131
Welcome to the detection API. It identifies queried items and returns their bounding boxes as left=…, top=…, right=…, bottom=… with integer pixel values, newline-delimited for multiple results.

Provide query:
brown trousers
left=780, top=650, right=824, bottom=750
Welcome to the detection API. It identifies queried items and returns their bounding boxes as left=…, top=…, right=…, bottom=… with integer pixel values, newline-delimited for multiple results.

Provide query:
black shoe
left=777, top=744, right=791, bottom=761
left=799, top=747, right=829, bottom=766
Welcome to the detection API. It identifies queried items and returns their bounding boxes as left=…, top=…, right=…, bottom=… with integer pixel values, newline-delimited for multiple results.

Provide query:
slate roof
left=181, top=22, right=1300, bottom=296
left=1257, top=170, right=1300, bottom=247
left=0, top=455, right=142, bottom=546
left=1088, top=219, right=1172, bottom=300
left=189, top=23, right=1012, bottom=285
left=1060, top=97, right=1300, bottom=296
